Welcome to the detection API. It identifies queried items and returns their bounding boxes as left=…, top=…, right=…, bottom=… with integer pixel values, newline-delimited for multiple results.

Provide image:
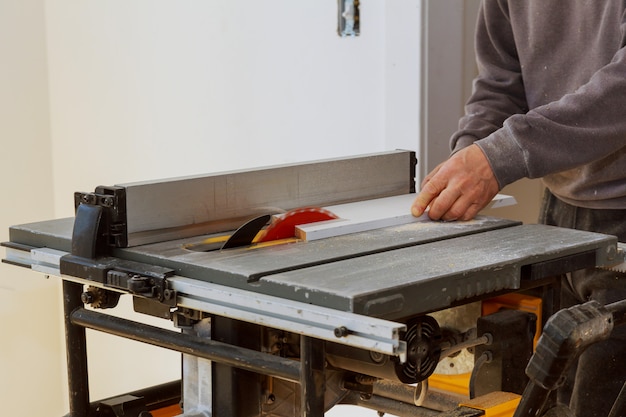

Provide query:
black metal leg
left=300, top=336, right=325, bottom=417
left=63, top=280, right=90, bottom=417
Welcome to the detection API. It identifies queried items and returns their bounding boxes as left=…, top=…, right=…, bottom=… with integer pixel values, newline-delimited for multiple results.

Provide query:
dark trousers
left=539, top=189, right=626, bottom=417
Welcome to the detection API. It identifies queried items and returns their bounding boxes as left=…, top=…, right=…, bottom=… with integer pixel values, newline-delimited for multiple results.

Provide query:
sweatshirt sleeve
left=450, top=1, right=529, bottom=155
left=479, top=49, right=626, bottom=188
left=455, top=1, right=626, bottom=190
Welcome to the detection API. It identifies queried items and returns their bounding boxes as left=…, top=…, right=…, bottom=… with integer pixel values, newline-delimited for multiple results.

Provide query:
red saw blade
left=258, top=207, right=338, bottom=242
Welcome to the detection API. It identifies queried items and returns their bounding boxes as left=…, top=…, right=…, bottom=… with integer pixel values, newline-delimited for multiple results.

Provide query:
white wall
left=0, top=1, right=66, bottom=416
left=384, top=0, right=422, bottom=155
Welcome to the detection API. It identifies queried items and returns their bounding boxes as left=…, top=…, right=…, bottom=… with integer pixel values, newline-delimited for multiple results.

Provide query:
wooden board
left=296, top=194, right=516, bottom=241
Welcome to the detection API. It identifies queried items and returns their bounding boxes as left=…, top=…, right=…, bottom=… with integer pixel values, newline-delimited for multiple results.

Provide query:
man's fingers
left=411, top=193, right=431, bottom=217
left=426, top=186, right=463, bottom=220
left=439, top=197, right=482, bottom=222
left=420, top=163, right=443, bottom=188
left=411, top=177, right=444, bottom=217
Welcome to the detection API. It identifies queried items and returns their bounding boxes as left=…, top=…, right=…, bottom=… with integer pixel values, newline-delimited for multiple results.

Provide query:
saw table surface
left=7, top=215, right=617, bottom=320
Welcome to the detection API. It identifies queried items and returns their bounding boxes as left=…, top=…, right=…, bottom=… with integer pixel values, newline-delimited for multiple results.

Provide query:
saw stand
left=3, top=151, right=626, bottom=417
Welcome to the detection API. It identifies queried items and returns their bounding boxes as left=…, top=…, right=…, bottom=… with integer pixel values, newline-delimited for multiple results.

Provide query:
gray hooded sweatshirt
left=452, top=1, right=626, bottom=209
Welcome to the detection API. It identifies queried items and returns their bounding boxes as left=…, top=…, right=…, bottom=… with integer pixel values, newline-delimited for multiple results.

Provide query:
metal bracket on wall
left=338, top=0, right=360, bottom=37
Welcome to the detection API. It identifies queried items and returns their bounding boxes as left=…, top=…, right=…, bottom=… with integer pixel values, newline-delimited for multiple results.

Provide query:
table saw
left=3, top=150, right=625, bottom=417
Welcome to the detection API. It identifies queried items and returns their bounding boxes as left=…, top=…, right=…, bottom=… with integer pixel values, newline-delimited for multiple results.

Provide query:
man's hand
left=411, top=144, right=500, bottom=221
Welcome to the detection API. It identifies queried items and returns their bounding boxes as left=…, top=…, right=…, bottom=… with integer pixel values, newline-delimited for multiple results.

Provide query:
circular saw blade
left=258, top=207, right=338, bottom=242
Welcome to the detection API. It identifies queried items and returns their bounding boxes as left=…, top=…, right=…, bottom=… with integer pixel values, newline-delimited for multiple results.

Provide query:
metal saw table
left=3, top=151, right=624, bottom=417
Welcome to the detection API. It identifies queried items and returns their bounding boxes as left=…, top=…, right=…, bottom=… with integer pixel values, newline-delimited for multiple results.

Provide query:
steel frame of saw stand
left=57, top=265, right=626, bottom=417
left=59, top=276, right=566, bottom=417
left=62, top=280, right=329, bottom=417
